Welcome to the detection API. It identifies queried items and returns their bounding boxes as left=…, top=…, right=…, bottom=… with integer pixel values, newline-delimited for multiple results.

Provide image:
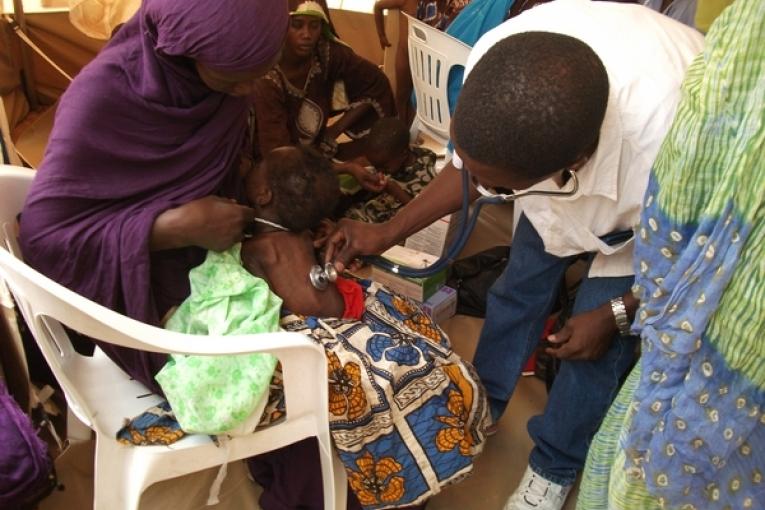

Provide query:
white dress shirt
left=453, top=0, right=704, bottom=277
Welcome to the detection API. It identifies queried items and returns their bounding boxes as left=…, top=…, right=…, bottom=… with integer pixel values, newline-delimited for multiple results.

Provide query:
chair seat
left=67, top=348, right=167, bottom=437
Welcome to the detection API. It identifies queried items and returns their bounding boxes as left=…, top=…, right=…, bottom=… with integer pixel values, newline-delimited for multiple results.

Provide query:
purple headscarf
left=19, top=0, right=287, bottom=392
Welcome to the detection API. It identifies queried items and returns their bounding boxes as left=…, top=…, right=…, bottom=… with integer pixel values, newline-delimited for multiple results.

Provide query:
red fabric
left=335, top=277, right=364, bottom=320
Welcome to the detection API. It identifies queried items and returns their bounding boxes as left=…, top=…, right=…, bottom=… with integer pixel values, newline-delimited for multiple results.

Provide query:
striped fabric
left=577, top=1, right=765, bottom=508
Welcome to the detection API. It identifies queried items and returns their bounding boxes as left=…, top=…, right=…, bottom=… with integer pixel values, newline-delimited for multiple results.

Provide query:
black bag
left=446, top=246, right=511, bottom=317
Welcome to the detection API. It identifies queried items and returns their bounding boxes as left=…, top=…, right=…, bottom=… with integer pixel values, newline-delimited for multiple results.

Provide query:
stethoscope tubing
left=363, top=170, right=507, bottom=278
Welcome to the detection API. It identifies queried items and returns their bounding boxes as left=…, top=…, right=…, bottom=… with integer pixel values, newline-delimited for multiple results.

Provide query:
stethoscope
left=363, top=169, right=580, bottom=278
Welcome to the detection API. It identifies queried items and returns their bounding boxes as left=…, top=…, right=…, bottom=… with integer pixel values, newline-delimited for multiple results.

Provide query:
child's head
left=246, top=145, right=340, bottom=232
left=364, top=117, right=410, bottom=175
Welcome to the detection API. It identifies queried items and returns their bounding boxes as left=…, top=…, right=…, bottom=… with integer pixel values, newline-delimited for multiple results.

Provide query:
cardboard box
left=421, top=286, right=457, bottom=325
left=370, top=245, right=446, bottom=302
left=405, top=212, right=461, bottom=258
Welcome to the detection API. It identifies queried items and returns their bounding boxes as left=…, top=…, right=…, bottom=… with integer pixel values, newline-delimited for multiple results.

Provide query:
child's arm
left=333, top=161, right=387, bottom=192
left=385, top=179, right=413, bottom=205
left=373, top=0, right=407, bottom=49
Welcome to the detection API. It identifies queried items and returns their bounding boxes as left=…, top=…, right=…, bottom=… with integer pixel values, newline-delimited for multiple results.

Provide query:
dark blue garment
left=472, top=214, right=638, bottom=485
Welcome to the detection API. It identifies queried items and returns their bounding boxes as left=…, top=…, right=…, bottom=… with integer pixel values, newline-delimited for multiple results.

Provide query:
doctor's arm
left=324, top=160, right=477, bottom=270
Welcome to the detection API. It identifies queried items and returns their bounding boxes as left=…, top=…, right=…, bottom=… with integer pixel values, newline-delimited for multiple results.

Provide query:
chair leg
left=317, top=429, right=345, bottom=510
left=93, top=438, right=144, bottom=510
left=66, top=408, right=93, bottom=443
left=332, top=448, right=348, bottom=510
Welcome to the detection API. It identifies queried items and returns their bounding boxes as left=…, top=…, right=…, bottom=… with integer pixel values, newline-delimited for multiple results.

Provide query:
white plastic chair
left=405, top=13, right=472, bottom=150
left=0, top=164, right=347, bottom=510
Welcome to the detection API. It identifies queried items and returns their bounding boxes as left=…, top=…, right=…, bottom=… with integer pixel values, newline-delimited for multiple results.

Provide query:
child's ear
left=253, top=186, right=273, bottom=206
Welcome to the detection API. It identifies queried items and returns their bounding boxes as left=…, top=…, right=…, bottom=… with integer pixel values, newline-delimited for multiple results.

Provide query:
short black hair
left=365, top=117, right=410, bottom=157
left=263, top=145, right=340, bottom=232
left=453, top=31, right=609, bottom=179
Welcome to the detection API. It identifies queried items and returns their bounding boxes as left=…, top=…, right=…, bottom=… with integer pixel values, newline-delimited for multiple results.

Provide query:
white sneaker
left=503, top=466, right=572, bottom=510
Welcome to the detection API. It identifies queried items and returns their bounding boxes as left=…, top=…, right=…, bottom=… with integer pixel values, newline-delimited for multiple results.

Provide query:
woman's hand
left=151, top=196, right=254, bottom=252
left=545, top=305, right=617, bottom=360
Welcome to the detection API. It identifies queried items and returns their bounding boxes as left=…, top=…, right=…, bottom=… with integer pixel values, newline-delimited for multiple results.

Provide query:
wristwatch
left=610, top=297, right=632, bottom=337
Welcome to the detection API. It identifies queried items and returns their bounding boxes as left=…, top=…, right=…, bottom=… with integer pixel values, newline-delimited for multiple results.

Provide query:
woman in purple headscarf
left=18, top=0, right=287, bottom=393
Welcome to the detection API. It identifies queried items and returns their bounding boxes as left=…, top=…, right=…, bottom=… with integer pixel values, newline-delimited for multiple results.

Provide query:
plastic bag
left=446, top=245, right=510, bottom=317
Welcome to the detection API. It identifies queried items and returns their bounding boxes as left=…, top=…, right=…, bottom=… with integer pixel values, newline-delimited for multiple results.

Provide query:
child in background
left=338, top=117, right=438, bottom=223
left=241, top=145, right=364, bottom=320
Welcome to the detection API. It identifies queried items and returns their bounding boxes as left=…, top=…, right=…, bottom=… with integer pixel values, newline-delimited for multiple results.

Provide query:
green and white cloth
left=156, top=245, right=282, bottom=435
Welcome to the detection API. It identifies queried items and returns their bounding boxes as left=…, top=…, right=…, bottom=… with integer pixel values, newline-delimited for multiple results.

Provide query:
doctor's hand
left=151, top=196, right=254, bottom=252
left=322, top=219, right=395, bottom=272
left=545, top=305, right=616, bottom=361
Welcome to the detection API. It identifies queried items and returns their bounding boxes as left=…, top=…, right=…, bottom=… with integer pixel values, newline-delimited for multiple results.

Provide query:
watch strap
left=610, top=297, right=632, bottom=337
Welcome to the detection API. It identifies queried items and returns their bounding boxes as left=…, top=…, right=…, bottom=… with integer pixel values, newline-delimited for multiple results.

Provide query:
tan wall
left=329, top=8, right=399, bottom=100
left=330, top=8, right=383, bottom=65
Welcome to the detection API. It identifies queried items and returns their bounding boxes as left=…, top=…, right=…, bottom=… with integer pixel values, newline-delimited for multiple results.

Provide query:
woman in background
left=251, top=1, right=396, bottom=165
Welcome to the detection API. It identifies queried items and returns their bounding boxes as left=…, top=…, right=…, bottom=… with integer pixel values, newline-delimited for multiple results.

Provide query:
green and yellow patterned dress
left=577, top=1, right=765, bottom=508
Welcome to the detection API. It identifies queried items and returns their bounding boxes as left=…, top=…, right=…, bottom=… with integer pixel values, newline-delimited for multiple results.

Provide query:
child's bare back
left=241, top=231, right=344, bottom=317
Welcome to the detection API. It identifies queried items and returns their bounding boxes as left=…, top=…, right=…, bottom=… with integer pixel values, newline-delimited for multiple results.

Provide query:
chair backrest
left=405, top=13, right=472, bottom=148
left=0, top=165, right=34, bottom=257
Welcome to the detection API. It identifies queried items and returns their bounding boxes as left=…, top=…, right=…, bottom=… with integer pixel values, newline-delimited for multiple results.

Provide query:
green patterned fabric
left=578, top=363, right=656, bottom=509
left=578, top=1, right=765, bottom=508
left=155, top=245, right=283, bottom=435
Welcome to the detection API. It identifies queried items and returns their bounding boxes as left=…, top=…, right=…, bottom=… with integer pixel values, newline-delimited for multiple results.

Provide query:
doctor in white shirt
left=324, top=2, right=703, bottom=509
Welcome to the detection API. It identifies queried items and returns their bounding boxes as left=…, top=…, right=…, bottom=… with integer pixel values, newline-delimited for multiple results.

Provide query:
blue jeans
left=472, top=214, right=638, bottom=486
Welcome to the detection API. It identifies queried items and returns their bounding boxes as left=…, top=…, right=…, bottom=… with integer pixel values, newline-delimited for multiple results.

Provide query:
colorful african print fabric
left=117, top=401, right=186, bottom=446
left=119, top=278, right=489, bottom=509
left=417, top=0, right=472, bottom=31
left=343, top=147, right=438, bottom=224
left=577, top=2, right=765, bottom=509
left=275, top=281, right=490, bottom=508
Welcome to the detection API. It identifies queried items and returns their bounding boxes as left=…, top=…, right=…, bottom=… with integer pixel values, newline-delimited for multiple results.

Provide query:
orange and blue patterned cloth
left=119, top=280, right=490, bottom=509
left=266, top=281, right=490, bottom=508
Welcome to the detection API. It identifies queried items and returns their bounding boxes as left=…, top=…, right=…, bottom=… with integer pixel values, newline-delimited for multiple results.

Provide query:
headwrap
left=290, top=1, right=337, bottom=42
left=19, top=0, right=287, bottom=393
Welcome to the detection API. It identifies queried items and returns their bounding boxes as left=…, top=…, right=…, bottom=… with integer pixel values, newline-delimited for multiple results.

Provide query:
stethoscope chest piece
left=309, top=263, right=338, bottom=290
